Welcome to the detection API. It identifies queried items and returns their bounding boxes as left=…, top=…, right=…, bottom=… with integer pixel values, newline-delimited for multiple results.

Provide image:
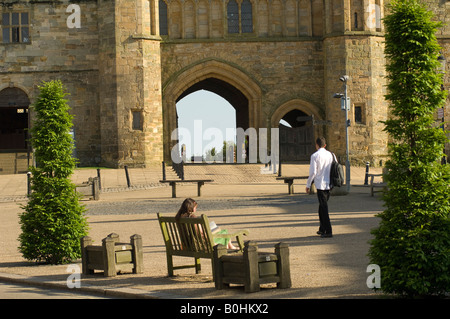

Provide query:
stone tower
left=323, top=0, right=389, bottom=166
left=97, top=0, right=164, bottom=168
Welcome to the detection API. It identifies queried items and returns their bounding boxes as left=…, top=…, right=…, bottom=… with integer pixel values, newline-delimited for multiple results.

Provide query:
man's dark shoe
left=321, top=233, right=333, bottom=238
left=316, top=231, right=323, bottom=235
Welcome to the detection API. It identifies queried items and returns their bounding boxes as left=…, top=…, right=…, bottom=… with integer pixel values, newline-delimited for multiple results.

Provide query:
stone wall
left=1, top=0, right=164, bottom=167
left=431, top=0, right=450, bottom=159
left=0, top=0, right=101, bottom=166
left=1, top=0, right=449, bottom=169
left=96, top=0, right=163, bottom=168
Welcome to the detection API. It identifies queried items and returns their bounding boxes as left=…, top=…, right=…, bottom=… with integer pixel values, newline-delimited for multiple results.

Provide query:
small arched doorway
left=272, top=99, right=322, bottom=162
left=0, top=87, right=30, bottom=150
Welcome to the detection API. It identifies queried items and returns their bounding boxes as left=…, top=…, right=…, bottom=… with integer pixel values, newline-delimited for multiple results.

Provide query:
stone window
left=227, top=0, right=239, bottom=34
left=227, top=0, right=253, bottom=34
left=2, top=12, right=30, bottom=43
left=132, top=111, right=143, bottom=131
left=159, top=0, right=168, bottom=36
left=241, top=0, right=253, bottom=33
left=354, top=104, right=365, bottom=124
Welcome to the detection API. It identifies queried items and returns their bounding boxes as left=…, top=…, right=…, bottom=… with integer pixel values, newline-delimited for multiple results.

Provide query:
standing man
left=306, top=137, right=334, bottom=238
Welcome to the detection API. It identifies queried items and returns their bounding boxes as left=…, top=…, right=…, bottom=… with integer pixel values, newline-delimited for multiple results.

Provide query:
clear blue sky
left=176, top=90, right=290, bottom=159
left=176, top=90, right=236, bottom=159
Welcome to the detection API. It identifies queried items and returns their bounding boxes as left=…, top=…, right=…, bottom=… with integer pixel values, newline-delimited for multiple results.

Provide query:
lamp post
left=333, top=75, right=351, bottom=192
left=438, top=53, right=447, bottom=164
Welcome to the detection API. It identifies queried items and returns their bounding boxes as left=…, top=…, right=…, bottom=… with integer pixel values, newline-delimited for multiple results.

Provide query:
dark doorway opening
left=0, top=88, right=30, bottom=150
left=279, top=109, right=315, bottom=162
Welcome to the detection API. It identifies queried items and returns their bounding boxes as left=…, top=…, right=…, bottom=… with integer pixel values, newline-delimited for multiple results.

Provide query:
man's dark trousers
left=317, top=189, right=332, bottom=234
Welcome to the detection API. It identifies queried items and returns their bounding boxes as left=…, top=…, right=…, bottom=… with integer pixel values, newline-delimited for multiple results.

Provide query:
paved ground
left=0, top=164, right=386, bottom=299
left=0, top=281, right=116, bottom=299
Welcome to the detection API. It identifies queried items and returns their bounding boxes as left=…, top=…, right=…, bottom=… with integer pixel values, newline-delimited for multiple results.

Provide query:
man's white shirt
left=306, top=147, right=334, bottom=190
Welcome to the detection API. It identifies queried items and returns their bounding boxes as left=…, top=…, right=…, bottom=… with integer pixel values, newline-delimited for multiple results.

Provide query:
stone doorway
left=279, top=109, right=315, bottom=162
left=0, top=87, right=30, bottom=150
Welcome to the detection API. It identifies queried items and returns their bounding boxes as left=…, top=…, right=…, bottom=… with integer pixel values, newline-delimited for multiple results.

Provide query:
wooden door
left=279, top=124, right=315, bottom=162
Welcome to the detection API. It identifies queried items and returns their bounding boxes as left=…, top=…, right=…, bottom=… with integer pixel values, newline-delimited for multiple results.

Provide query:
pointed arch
left=162, top=59, right=263, bottom=161
left=271, top=98, right=322, bottom=128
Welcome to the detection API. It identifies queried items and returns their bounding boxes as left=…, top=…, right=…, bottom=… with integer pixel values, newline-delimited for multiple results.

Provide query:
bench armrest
left=213, top=229, right=249, bottom=251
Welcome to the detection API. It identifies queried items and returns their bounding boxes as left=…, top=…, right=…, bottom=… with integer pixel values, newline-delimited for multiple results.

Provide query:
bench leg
left=213, top=245, right=228, bottom=289
left=288, top=181, right=294, bottom=195
left=275, top=242, right=291, bottom=289
left=102, top=237, right=117, bottom=277
left=170, top=182, right=176, bottom=198
left=195, top=257, right=201, bottom=274
left=244, top=242, right=260, bottom=293
left=167, top=254, right=174, bottom=277
left=197, top=182, right=204, bottom=197
left=81, top=236, right=92, bottom=275
left=130, top=234, right=144, bottom=274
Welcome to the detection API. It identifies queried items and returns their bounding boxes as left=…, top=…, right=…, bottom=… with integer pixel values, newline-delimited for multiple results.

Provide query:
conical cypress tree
left=368, top=0, right=450, bottom=297
left=19, top=80, right=88, bottom=264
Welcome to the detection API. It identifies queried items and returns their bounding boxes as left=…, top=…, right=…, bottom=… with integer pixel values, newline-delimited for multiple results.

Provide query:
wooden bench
left=213, top=241, right=291, bottom=293
left=159, top=179, right=213, bottom=198
left=76, top=176, right=100, bottom=200
left=368, top=173, right=387, bottom=196
left=80, top=233, right=143, bottom=277
left=276, top=176, right=312, bottom=194
left=157, top=213, right=249, bottom=277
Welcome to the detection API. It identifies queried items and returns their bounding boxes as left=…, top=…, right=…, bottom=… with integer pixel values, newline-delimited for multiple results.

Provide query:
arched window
left=227, top=0, right=239, bottom=34
left=241, top=0, right=253, bottom=33
left=159, top=0, right=168, bottom=35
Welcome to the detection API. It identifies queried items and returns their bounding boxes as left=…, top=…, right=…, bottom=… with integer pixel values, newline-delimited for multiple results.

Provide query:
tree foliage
left=19, top=80, right=88, bottom=264
left=368, top=0, right=450, bottom=297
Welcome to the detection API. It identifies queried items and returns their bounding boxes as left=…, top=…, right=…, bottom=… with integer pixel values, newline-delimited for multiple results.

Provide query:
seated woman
left=175, top=198, right=237, bottom=250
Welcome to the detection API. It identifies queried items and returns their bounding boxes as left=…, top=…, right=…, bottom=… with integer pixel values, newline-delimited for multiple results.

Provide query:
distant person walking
left=306, top=137, right=334, bottom=238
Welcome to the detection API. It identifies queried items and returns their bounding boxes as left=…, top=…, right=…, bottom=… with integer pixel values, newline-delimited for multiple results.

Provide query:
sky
left=176, top=90, right=290, bottom=160
left=176, top=90, right=236, bottom=159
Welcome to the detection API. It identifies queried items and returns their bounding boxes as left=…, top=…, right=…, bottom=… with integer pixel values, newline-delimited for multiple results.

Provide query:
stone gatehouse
left=1, top=0, right=449, bottom=173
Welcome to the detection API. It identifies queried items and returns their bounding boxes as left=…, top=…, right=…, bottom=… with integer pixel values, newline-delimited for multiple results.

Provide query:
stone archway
left=162, top=59, right=262, bottom=162
left=271, top=99, right=323, bottom=162
left=271, top=99, right=322, bottom=128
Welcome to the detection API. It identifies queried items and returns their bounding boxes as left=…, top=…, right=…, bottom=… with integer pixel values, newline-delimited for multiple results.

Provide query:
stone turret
left=323, top=0, right=388, bottom=165
left=98, top=0, right=163, bottom=168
